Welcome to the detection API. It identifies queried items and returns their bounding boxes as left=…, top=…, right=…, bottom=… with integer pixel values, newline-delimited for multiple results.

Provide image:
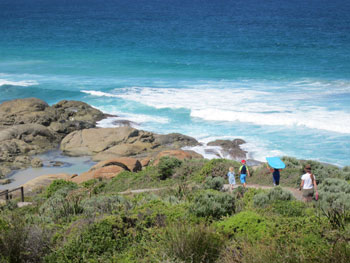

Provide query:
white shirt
left=301, top=173, right=315, bottom=189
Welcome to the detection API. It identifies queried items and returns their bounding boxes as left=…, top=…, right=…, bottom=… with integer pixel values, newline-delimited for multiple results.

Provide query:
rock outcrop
left=20, top=173, right=71, bottom=195
left=71, top=157, right=142, bottom=183
left=0, top=98, right=106, bottom=177
left=60, top=127, right=199, bottom=161
left=207, top=139, right=247, bottom=160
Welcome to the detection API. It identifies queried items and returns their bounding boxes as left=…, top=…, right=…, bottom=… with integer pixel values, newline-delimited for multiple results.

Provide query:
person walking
left=269, top=167, right=281, bottom=186
left=299, top=164, right=318, bottom=202
left=239, top=160, right=250, bottom=188
left=227, top=166, right=236, bottom=191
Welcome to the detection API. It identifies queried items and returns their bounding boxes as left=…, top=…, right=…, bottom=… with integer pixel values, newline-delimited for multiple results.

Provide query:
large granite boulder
left=207, top=139, right=247, bottom=160
left=60, top=127, right=200, bottom=161
left=60, top=127, right=155, bottom=158
left=154, top=133, right=198, bottom=148
left=0, top=98, right=106, bottom=177
left=0, top=98, right=51, bottom=126
left=0, top=98, right=106, bottom=138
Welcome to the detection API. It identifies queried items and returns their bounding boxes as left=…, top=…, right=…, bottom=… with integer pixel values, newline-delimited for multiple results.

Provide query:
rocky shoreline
left=0, top=98, right=248, bottom=189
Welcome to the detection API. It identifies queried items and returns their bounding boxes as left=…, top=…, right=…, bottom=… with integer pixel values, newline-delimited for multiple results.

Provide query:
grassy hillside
left=1, top=157, right=350, bottom=262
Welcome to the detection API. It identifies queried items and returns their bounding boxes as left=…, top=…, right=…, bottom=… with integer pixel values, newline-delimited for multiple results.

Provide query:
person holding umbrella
left=266, top=157, right=286, bottom=186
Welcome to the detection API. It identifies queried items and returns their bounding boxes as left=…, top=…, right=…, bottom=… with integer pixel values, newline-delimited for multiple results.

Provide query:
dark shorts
left=302, top=188, right=314, bottom=198
left=273, top=174, right=280, bottom=185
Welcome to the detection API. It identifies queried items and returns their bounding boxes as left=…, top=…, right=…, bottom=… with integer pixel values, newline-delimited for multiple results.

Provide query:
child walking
left=239, top=160, right=250, bottom=188
left=227, top=167, right=236, bottom=190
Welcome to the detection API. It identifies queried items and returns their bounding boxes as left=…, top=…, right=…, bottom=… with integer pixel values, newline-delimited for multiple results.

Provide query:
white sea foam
left=81, top=90, right=120, bottom=97
left=109, top=83, right=350, bottom=134
left=0, top=79, right=38, bottom=87
left=96, top=112, right=168, bottom=129
left=182, top=144, right=226, bottom=160
left=80, top=78, right=350, bottom=134
left=240, top=140, right=286, bottom=162
left=96, top=117, right=139, bottom=128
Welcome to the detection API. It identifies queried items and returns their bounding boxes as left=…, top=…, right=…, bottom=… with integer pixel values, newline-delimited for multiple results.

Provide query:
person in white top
left=299, top=164, right=318, bottom=202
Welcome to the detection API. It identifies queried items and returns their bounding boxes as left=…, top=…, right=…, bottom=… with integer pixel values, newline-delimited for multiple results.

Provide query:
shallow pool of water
left=0, top=151, right=96, bottom=190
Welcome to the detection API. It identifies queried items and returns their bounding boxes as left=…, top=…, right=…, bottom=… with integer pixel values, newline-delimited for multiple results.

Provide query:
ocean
left=0, top=0, right=349, bottom=166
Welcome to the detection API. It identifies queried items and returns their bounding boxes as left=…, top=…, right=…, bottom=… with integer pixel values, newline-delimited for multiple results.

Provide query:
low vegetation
left=1, top=157, right=350, bottom=262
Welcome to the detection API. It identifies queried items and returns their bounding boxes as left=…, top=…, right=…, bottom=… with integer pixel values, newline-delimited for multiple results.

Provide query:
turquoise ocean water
left=0, top=0, right=349, bottom=165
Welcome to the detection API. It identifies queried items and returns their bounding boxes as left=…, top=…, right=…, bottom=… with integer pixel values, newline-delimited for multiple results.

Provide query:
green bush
left=45, top=215, right=137, bottom=262
left=253, top=187, right=294, bottom=208
left=318, top=178, right=350, bottom=228
left=40, top=187, right=84, bottom=222
left=282, top=156, right=301, bottom=169
left=0, top=214, right=51, bottom=263
left=162, top=222, right=224, bottom=263
left=81, top=195, right=125, bottom=216
left=204, top=176, right=225, bottom=191
left=45, top=179, right=78, bottom=198
left=158, top=156, right=183, bottom=180
left=272, top=200, right=306, bottom=217
left=82, top=178, right=106, bottom=194
left=190, top=190, right=235, bottom=219
left=216, top=211, right=272, bottom=241
left=133, top=199, right=189, bottom=226
left=199, top=159, right=240, bottom=179
left=174, top=158, right=207, bottom=180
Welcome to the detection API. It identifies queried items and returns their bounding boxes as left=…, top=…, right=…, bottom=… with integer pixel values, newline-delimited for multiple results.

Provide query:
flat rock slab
left=17, top=202, right=33, bottom=208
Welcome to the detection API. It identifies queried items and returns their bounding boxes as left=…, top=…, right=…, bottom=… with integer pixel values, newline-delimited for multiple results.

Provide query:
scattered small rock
left=17, top=202, right=33, bottom=208
left=51, top=161, right=65, bottom=167
left=0, top=178, right=12, bottom=185
left=31, top=157, right=43, bottom=168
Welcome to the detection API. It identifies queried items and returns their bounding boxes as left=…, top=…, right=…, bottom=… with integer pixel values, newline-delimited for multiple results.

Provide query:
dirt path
left=119, top=184, right=303, bottom=201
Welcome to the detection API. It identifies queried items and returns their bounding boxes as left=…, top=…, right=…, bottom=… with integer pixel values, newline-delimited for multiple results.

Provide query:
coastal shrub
left=218, top=216, right=328, bottom=263
left=0, top=214, right=51, bottom=263
left=81, top=195, right=125, bottom=216
left=282, top=156, right=301, bottom=169
left=216, top=211, right=271, bottom=241
left=161, top=222, right=224, bottom=263
left=190, top=190, right=235, bottom=219
left=234, top=188, right=264, bottom=211
left=267, top=186, right=294, bottom=201
left=204, top=176, right=225, bottom=191
left=174, top=158, right=207, bottom=181
left=199, top=159, right=240, bottom=179
left=45, top=215, right=137, bottom=263
left=82, top=178, right=98, bottom=188
left=45, top=179, right=78, bottom=198
left=253, top=186, right=294, bottom=208
left=318, top=178, right=350, bottom=228
left=253, top=192, right=270, bottom=208
left=272, top=200, right=306, bottom=217
left=133, top=199, right=189, bottom=226
left=40, top=187, right=85, bottom=222
left=103, top=167, right=165, bottom=193
left=158, top=156, right=183, bottom=180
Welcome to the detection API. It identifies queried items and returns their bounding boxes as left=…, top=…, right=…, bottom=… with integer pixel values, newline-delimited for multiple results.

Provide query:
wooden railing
left=0, top=186, right=24, bottom=202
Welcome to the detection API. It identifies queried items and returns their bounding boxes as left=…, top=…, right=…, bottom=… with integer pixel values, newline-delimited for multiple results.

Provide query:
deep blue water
left=1, top=0, right=350, bottom=165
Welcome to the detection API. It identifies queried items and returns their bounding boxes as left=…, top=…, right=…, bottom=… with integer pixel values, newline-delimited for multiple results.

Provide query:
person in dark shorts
left=239, top=160, right=250, bottom=188
left=299, top=164, right=318, bottom=202
left=269, top=168, right=281, bottom=186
